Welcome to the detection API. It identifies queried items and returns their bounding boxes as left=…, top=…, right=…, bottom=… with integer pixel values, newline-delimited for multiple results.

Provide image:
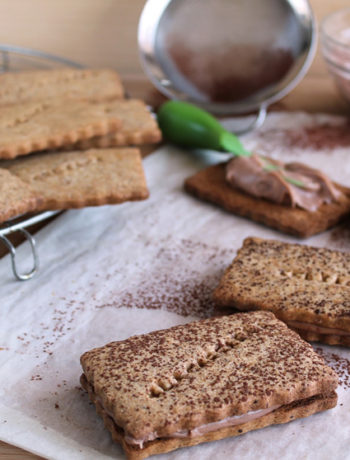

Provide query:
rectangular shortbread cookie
left=0, top=100, right=121, bottom=159
left=5, top=148, right=149, bottom=210
left=0, top=168, right=41, bottom=224
left=0, top=68, right=124, bottom=105
left=66, top=100, right=162, bottom=149
left=80, top=311, right=337, bottom=459
left=214, top=237, right=350, bottom=346
left=184, top=162, right=350, bottom=237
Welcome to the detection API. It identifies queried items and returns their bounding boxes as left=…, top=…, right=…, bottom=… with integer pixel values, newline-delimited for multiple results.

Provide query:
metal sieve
left=138, top=0, right=316, bottom=130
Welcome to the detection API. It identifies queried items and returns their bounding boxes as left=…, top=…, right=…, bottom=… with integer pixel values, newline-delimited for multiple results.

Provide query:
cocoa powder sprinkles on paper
left=96, top=239, right=233, bottom=318
left=328, top=221, right=350, bottom=249
left=15, top=301, right=85, bottom=357
left=14, top=239, right=234, bottom=360
left=315, top=347, right=350, bottom=389
left=256, top=121, right=350, bottom=152
left=290, top=123, right=350, bottom=150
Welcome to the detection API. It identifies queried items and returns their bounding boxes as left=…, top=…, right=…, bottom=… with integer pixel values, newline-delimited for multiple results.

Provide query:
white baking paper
left=1, top=111, right=350, bottom=460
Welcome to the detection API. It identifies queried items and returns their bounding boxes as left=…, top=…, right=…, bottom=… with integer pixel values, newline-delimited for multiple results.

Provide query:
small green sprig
left=157, top=101, right=307, bottom=189
left=260, top=160, right=306, bottom=188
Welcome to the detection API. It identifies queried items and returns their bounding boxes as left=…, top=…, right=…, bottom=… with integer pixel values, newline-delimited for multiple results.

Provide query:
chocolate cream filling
left=225, top=155, right=342, bottom=212
left=124, top=405, right=280, bottom=448
left=91, top=385, right=280, bottom=449
left=288, top=320, right=350, bottom=336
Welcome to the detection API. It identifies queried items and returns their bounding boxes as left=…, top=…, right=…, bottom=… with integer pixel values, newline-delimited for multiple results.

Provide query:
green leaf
left=219, top=131, right=252, bottom=156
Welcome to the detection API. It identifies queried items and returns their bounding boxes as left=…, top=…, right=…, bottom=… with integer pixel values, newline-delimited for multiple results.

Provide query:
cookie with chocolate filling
left=80, top=311, right=337, bottom=460
left=184, top=160, right=350, bottom=237
left=214, top=237, right=350, bottom=346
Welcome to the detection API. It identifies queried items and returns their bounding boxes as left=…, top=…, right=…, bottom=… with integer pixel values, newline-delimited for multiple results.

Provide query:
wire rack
left=0, top=45, right=83, bottom=280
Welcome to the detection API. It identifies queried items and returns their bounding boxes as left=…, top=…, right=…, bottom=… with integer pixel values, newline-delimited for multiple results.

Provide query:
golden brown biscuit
left=5, top=148, right=149, bottom=210
left=214, top=237, right=350, bottom=346
left=66, top=100, right=162, bottom=149
left=0, top=68, right=124, bottom=105
left=184, top=162, right=350, bottom=238
left=0, top=100, right=121, bottom=159
left=80, top=311, right=337, bottom=459
left=0, top=168, right=41, bottom=224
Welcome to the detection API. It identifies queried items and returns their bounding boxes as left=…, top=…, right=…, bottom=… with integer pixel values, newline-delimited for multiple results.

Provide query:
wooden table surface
left=1, top=0, right=350, bottom=458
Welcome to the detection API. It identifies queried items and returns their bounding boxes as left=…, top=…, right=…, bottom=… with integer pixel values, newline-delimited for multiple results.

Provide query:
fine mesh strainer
left=138, top=0, right=316, bottom=131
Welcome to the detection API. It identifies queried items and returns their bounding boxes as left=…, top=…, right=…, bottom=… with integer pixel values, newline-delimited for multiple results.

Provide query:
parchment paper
left=1, top=111, right=350, bottom=460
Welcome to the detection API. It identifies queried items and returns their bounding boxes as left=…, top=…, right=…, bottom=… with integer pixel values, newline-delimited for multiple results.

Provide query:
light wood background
left=0, top=0, right=349, bottom=458
left=0, top=0, right=346, bottom=77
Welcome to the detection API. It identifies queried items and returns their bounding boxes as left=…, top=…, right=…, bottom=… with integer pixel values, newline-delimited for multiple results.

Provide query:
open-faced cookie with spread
left=80, top=311, right=337, bottom=460
left=185, top=157, right=350, bottom=238
left=214, top=237, right=350, bottom=346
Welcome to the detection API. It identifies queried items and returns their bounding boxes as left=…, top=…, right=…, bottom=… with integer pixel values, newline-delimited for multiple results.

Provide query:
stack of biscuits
left=0, top=68, right=162, bottom=224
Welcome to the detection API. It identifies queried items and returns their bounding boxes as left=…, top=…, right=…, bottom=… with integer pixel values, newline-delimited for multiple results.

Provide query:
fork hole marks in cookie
left=5, top=103, right=49, bottom=129
left=150, top=335, right=248, bottom=397
left=279, top=269, right=350, bottom=286
left=30, top=156, right=99, bottom=181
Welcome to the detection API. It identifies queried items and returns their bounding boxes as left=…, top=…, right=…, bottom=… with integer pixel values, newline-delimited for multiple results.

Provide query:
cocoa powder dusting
left=315, top=347, right=350, bottom=389
left=329, top=221, right=350, bottom=248
left=15, top=301, right=84, bottom=358
left=96, top=239, right=232, bottom=318
left=256, top=121, right=350, bottom=152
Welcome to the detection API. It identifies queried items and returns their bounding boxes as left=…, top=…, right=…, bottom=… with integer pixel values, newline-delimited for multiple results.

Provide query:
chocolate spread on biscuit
left=225, top=155, right=342, bottom=212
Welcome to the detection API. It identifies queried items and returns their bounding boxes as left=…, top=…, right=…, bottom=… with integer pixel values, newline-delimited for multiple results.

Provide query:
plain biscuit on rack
left=4, top=148, right=149, bottom=210
left=0, top=168, right=42, bottom=224
left=63, top=99, right=162, bottom=150
left=0, top=100, right=122, bottom=159
left=0, top=68, right=124, bottom=105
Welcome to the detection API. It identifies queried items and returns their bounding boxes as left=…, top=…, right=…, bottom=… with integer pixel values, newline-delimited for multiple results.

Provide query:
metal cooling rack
left=0, top=45, right=83, bottom=280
